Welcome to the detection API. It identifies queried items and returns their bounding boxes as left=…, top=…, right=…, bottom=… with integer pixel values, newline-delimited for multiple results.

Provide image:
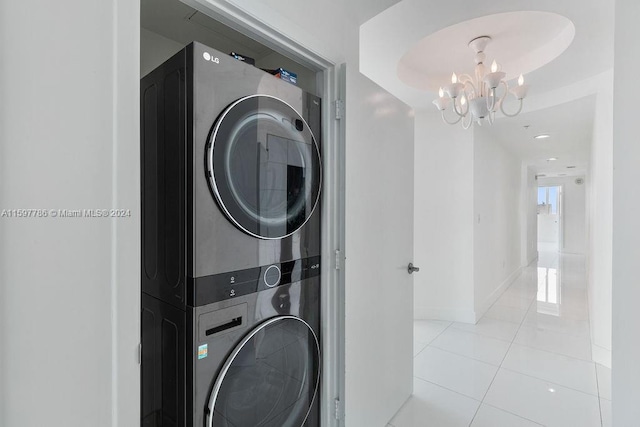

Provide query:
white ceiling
left=397, top=11, right=575, bottom=92
left=142, top=0, right=405, bottom=62
left=488, top=95, right=595, bottom=177
left=359, top=0, right=613, bottom=176
left=142, top=0, right=274, bottom=60
left=344, top=0, right=403, bottom=24
left=360, top=0, right=614, bottom=107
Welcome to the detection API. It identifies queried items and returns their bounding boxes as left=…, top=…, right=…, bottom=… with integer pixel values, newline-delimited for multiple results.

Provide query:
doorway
left=139, top=1, right=346, bottom=425
left=537, top=185, right=563, bottom=252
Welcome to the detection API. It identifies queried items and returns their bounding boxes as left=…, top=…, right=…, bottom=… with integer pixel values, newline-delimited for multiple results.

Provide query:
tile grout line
left=581, top=253, right=604, bottom=427
left=583, top=260, right=608, bottom=427
left=413, top=363, right=586, bottom=423
left=480, top=402, right=546, bottom=426
left=468, top=269, right=538, bottom=426
left=410, top=377, right=548, bottom=427
left=449, top=323, right=521, bottom=342
left=595, top=363, right=604, bottom=427
left=399, top=319, right=452, bottom=426
left=412, top=321, right=482, bottom=425
left=499, top=365, right=601, bottom=399
left=424, top=334, right=598, bottom=398
left=507, top=341, right=594, bottom=363
left=400, top=320, right=457, bottom=425
left=414, top=321, right=454, bottom=358
left=434, top=325, right=515, bottom=344
left=444, top=314, right=596, bottom=362
left=413, top=320, right=453, bottom=360
left=413, top=376, right=483, bottom=404
left=421, top=345, right=500, bottom=368
left=518, top=320, right=593, bottom=341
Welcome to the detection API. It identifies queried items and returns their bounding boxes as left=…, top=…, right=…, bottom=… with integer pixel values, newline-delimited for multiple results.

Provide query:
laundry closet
left=140, top=1, right=326, bottom=426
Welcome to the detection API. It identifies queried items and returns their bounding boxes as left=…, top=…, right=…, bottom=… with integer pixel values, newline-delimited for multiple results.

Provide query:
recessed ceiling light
left=534, top=134, right=551, bottom=139
left=566, top=166, right=576, bottom=169
left=547, top=157, right=558, bottom=161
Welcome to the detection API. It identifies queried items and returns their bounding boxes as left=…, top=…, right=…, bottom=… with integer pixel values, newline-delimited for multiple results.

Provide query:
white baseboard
left=415, top=266, right=526, bottom=325
left=592, top=344, right=612, bottom=368
left=475, top=266, right=524, bottom=322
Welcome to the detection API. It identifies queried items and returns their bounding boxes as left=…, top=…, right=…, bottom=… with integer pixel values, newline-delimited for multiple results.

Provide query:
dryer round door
left=206, top=95, right=322, bottom=239
left=206, top=316, right=321, bottom=427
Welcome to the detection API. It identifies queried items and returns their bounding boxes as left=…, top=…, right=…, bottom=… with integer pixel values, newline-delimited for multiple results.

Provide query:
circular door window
left=206, top=95, right=322, bottom=239
left=206, top=316, right=321, bottom=427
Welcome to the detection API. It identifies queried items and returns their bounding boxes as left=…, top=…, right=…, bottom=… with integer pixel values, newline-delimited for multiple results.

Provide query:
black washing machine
left=140, top=42, right=322, bottom=427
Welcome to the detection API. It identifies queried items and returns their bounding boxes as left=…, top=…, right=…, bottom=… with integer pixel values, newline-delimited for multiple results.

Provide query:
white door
left=343, top=66, right=415, bottom=426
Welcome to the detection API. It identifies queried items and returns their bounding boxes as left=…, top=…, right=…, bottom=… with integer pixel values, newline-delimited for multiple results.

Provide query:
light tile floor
left=389, top=251, right=612, bottom=427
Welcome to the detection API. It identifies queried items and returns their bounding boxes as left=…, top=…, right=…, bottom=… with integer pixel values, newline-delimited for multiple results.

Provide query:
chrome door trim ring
left=206, top=94, right=323, bottom=240
left=205, top=315, right=321, bottom=427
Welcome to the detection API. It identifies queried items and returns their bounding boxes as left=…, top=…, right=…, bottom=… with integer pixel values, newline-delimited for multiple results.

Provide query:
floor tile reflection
left=399, top=251, right=611, bottom=426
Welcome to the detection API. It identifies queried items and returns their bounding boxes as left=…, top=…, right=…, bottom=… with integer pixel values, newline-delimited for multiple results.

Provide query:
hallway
left=390, top=252, right=612, bottom=426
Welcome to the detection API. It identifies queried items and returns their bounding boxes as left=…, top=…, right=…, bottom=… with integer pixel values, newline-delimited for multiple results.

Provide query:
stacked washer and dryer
left=141, top=42, right=322, bottom=427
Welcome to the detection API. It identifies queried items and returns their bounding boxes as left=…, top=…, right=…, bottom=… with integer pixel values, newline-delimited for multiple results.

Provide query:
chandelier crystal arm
left=459, top=74, right=477, bottom=91
left=459, top=73, right=475, bottom=83
left=500, top=98, right=524, bottom=117
left=452, top=97, right=469, bottom=117
left=486, top=88, right=497, bottom=112
left=464, top=81, right=477, bottom=98
left=462, top=113, right=473, bottom=130
left=489, top=82, right=508, bottom=112
left=440, top=109, right=463, bottom=125
left=499, top=81, right=524, bottom=117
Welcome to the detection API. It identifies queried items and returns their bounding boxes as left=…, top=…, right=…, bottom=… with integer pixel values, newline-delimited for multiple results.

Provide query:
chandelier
left=432, top=36, right=529, bottom=129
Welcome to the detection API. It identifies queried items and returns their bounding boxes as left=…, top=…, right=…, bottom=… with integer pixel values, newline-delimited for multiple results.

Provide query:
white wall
left=473, top=126, right=522, bottom=317
left=141, top=28, right=184, bottom=77
left=413, top=116, right=525, bottom=322
left=0, top=0, right=140, bottom=426
left=521, top=165, right=538, bottom=266
left=588, top=76, right=613, bottom=368
left=538, top=176, right=587, bottom=254
left=613, top=0, right=640, bottom=423
left=537, top=213, right=559, bottom=245
left=413, top=110, right=475, bottom=322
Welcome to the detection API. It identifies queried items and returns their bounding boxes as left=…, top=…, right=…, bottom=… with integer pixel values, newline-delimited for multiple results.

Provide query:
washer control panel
left=188, top=256, right=321, bottom=306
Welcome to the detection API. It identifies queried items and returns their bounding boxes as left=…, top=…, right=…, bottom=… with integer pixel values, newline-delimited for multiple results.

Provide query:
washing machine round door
left=206, top=95, right=322, bottom=239
left=206, top=316, right=320, bottom=427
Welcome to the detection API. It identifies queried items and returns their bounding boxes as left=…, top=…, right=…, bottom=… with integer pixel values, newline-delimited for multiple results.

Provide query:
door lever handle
left=408, top=263, right=420, bottom=274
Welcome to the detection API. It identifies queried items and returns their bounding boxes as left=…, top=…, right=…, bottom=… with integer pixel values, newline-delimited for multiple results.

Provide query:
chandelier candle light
left=432, top=36, right=529, bottom=129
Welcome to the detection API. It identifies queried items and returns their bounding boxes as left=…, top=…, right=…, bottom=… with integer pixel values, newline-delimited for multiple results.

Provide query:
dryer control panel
left=187, top=256, right=320, bottom=307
